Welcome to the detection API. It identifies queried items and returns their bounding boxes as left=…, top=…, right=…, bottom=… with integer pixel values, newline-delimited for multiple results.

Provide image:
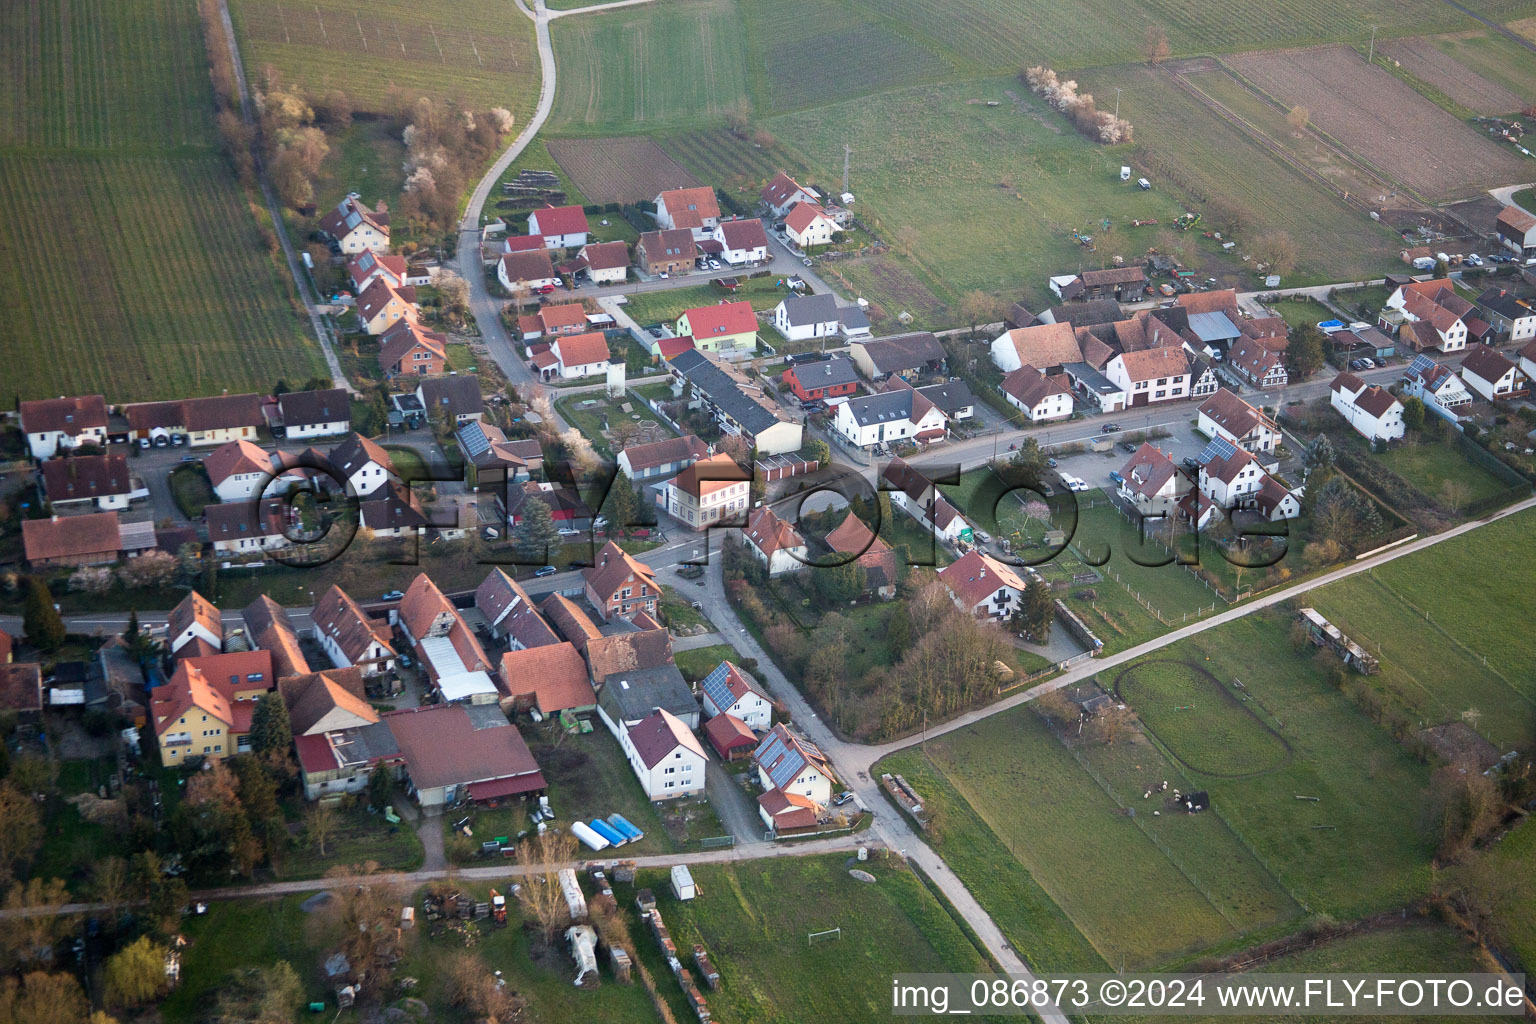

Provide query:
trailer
left=571, top=821, right=610, bottom=851
left=606, top=813, right=645, bottom=843
left=588, top=819, right=627, bottom=847
left=559, top=868, right=588, bottom=922
left=670, top=865, right=697, bottom=901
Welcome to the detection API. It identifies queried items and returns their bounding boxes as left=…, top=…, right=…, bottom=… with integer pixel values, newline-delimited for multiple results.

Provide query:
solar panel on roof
left=1407, top=354, right=1435, bottom=378
left=459, top=423, right=491, bottom=458
left=700, top=662, right=737, bottom=711
left=1197, top=435, right=1237, bottom=465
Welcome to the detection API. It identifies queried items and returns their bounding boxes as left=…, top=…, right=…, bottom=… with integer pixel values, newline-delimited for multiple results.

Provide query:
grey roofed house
left=277, top=388, right=350, bottom=430
left=596, top=662, right=698, bottom=729
left=915, top=379, right=975, bottom=416
left=1039, top=298, right=1122, bottom=328
left=1187, top=311, right=1243, bottom=345
left=1062, top=361, right=1119, bottom=399
left=779, top=292, right=840, bottom=327
left=789, top=355, right=860, bottom=390
left=840, top=305, right=870, bottom=334
left=842, top=388, right=915, bottom=427
left=669, top=348, right=782, bottom=436
left=853, top=332, right=945, bottom=376
left=475, top=568, right=561, bottom=648
left=417, top=375, right=484, bottom=421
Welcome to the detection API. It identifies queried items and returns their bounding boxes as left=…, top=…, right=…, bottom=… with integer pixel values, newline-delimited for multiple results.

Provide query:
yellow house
left=357, top=278, right=418, bottom=336
left=675, top=301, right=758, bottom=355
left=150, top=659, right=264, bottom=764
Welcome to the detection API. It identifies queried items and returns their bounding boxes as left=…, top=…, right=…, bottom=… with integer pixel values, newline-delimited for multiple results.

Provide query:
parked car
left=1100, top=423, right=1120, bottom=433
left=1120, top=441, right=1138, bottom=453
left=153, top=435, right=169, bottom=447
left=170, top=434, right=186, bottom=446
left=1183, top=456, right=1200, bottom=471
left=381, top=590, right=404, bottom=602
left=676, top=564, right=704, bottom=580
left=1109, top=470, right=1124, bottom=484
left=832, top=791, right=855, bottom=807
left=138, top=437, right=150, bottom=449
left=1466, top=253, right=1483, bottom=266
left=1359, top=357, right=1375, bottom=368
left=1046, top=457, right=1058, bottom=468
left=801, top=257, right=813, bottom=267
left=557, top=528, right=581, bottom=537
left=534, top=565, right=559, bottom=578
left=536, top=283, right=557, bottom=295
left=593, top=516, right=609, bottom=530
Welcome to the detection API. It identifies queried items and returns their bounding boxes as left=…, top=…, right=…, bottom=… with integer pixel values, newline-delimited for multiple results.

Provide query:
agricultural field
left=0, top=0, right=322, bottom=403
left=548, top=0, right=751, bottom=134
left=1412, top=29, right=1536, bottom=108
left=662, top=127, right=804, bottom=191
left=547, top=136, right=699, bottom=203
left=1226, top=45, right=1530, bottom=199
left=1081, top=64, right=1404, bottom=287
left=767, top=79, right=1187, bottom=310
left=1377, top=36, right=1526, bottom=113
left=821, top=256, right=953, bottom=329
left=229, top=0, right=540, bottom=121
left=744, top=0, right=954, bottom=112
left=863, top=0, right=1483, bottom=74
left=1114, top=660, right=1293, bottom=776
left=628, top=854, right=1014, bottom=1023
left=1482, top=817, right=1536, bottom=970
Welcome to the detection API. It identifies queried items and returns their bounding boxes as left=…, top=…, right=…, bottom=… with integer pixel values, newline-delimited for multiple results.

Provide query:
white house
left=497, top=251, right=559, bottom=294
left=1196, top=389, right=1280, bottom=455
left=550, top=332, right=612, bottom=380
left=742, top=506, right=808, bottom=577
left=773, top=292, right=840, bottom=342
left=661, top=453, right=750, bottom=531
left=1402, top=356, right=1474, bottom=414
left=205, top=439, right=274, bottom=503
left=882, top=457, right=974, bottom=546
left=576, top=241, right=629, bottom=285
left=989, top=322, right=1082, bottom=374
left=526, top=205, right=589, bottom=249
left=1520, top=338, right=1536, bottom=384
left=1459, top=343, right=1529, bottom=401
left=1383, top=279, right=1470, bottom=353
left=754, top=724, right=834, bottom=806
left=761, top=172, right=816, bottom=218
left=999, top=366, right=1073, bottom=422
left=784, top=202, right=837, bottom=249
left=832, top=381, right=947, bottom=448
left=319, top=195, right=390, bottom=254
left=313, top=585, right=395, bottom=676
left=329, top=433, right=397, bottom=498
left=1198, top=441, right=1266, bottom=508
left=1476, top=287, right=1536, bottom=343
left=1118, top=443, right=1188, bottom=517
left=713, top=218, right=769, bottom=266
left=700, top=660, right=772, bottom=731
left=206, top=499, right=292, bottom=555
left=936, top=550, right=1027, bottom=620
left=278, top=388, right=351, bottom=440
left=655, top=187, right=720, bottom=239
left=620, top=710, right=706, bottom=800
left=1253, top=476, right=1303, bottom=522
left=1329, top=372, right=1405, bottom=441
left=167, top=591, right=222, bottom=655
left=20, top=395, right=108, bottom=460
left=1105, top=347, right=1190, bottom=406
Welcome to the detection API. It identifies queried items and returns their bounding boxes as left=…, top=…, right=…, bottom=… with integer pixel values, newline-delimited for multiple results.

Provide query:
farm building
left=849, top=332, right=945, bottom=382
left=386, top=703, right=546, bottom=809
left=1495, top=205, right=1536, bottom=260
left=1298, top=608, right=1379, bottom=674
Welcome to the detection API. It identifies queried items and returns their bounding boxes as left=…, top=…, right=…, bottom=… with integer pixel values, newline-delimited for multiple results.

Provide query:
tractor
left=1175, top=212, right=1201, bottom=231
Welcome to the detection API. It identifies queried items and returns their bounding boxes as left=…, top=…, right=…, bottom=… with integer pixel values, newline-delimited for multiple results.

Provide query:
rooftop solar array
left=1197, top=435, right=1237, bottom=465
left=700, top=661, right=739, bottom=713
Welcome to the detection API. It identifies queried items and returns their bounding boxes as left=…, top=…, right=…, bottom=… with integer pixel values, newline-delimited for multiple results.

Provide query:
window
left=664, top=781, right=674, bottom=789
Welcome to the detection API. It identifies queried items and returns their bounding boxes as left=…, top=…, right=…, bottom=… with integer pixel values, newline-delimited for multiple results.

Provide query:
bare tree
left=514, top=832, right=578, bottom=941
left=322, top=862, right=405, bottom=996
left=0, top=879, right=78, bottom=970
left=1252, top=231, right=1299, bottom=277
left=959, top=290, right=1003, bottom=335
left=1439, top=479, right=1470, bottom=515
left=1144, top=25, right=1172, bottom=64
left=91, top=856, right=131, bottom=926
left=303, top=801, right=337, bottom=857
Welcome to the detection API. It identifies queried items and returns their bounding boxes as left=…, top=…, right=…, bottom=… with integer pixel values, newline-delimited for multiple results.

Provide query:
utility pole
left=842, top=144, right=852, bottom=195
left=1114, top=87, right=1122, bottom=121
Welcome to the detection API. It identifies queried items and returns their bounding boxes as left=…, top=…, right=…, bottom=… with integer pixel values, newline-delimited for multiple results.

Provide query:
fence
left=697, top=835, right=735, bottom=849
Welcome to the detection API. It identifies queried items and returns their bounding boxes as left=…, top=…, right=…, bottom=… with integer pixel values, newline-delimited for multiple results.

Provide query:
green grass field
left=1376, top=441, right=1511, bottom=506
left=549, top=0, right=751, bottom=134
left=0, top=0, right=322, bottom=403
left=662, top=128, right=804, bottom=190
left=1115, top=660, right=1292, bottom=775
left=1080, top=65, right=1404, bottom=288
left=230, top=0, right=540, bottom=121
left=768, top=78, right=1186, bottom=309
left=627, top=854, right=1012, bottom=1023
left=1418, top=29, right=1536, bottom=107
left=618, top=277, right=785, bottom=325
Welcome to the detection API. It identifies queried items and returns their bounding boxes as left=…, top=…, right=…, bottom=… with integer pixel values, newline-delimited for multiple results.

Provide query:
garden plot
left=547, top=136, right=699, bottom=203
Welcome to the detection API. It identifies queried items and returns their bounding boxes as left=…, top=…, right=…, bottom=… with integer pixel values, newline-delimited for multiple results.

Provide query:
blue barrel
left=606, top=813, right=645, bottom=842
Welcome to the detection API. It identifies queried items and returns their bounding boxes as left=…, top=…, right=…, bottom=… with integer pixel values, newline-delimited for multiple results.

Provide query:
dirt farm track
left=1226, top=44, right=1530, bottom=199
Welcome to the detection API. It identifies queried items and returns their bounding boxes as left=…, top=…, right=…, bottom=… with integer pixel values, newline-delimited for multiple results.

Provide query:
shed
left=670, top=865, right=697, bottom=901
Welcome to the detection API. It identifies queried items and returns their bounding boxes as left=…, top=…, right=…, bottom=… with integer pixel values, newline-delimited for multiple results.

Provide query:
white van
left=1059, top=473, right=1091, bottom=492
left=1120, top=166, right=1132, bottom=181
left=1137, top=178, right=1152, bottom=190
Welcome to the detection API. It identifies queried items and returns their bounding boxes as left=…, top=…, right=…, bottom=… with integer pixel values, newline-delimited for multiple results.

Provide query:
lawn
left=1113, top=659, right=1292, bottom=776
left=766, top=78, right=1187, bottom=311
left=1269, top=296, right=1333, bottom=330
left=229, top=0, right=540, bottom=123
left=276, top=805, right=424, bottom=880
left=673, top=643, right=737, bottom=682
left=0, top=0, right=323, bottom=404
left=158, top=896, right=327, bottom=1024
left=623, top=854, right=1013, bottom=1023
left=659, top=584, right=712, bottom=631
left=554, top=391, right=673, bottom=457
left=29, top=758, right=137, bottom=895
left=618, top=277, right=786, bottom=326
left=1376, top=439, right=1511, bottom=506
left=548, top=0, right=752, bottom=135
left=1079, top=64, right=1404, bottom=288
left=1484, top=817, right=1536, bottom=972
left=309, top=117, right=407, bottom=221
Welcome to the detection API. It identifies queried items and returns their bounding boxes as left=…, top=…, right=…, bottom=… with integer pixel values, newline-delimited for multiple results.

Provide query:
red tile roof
left=1176, top=289, right=1239, bottom=316
left=41, top=453, right=131, bottom=502
left=583, top=541, right=658, bottom=607
left=785, top=201, right=830, bottom=234
left=579, top=240, right=630, bottom=270
left=384, top=703, right=543, bottom=791
left=554, top=331, right=611, bottom=367
left=20, top=395, right=108, bottom=436
left=938, top=550, right=1027, bottom=609
left=761, top=171, right=810, bottom=208
left=500, top=250, right=557, bottom=283
left=705, top=712, right=757, bottom=758
left=0, top=664, right=42, bottom=713
left=669, top=452, right=749, bottom=499
left=1000, top=365, right=1069, bottom=407
left=658, top=187, right=720, bottom=226
left=313, top=585, right=394, bottom=665
left=681, top=300, right=756, bottom=337
left=620, top=434, right=709, bottom=473
left=744, top=506, right=804, bottom=558
left=540, top=302, right=588, bottom=330
left=203, top=439, right=271, bottom=486
left=1114, top=345, right=1189, bottom=382
left=717, top=218, right=768, bottom=250
left=500, top=642, right=596, bottom=713
left=530, top=204, right=590, bottom=237
left=757, top=788, right=819, bottom=828
left=23, top=512, right=121, bottom=563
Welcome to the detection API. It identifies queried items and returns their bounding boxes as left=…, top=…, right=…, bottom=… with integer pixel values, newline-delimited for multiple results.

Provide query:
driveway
left=705, top=758, right=768, bottom=846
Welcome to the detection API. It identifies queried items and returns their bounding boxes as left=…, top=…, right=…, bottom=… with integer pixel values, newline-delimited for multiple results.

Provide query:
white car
left=1059, top=473, right=1091, bottom=492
